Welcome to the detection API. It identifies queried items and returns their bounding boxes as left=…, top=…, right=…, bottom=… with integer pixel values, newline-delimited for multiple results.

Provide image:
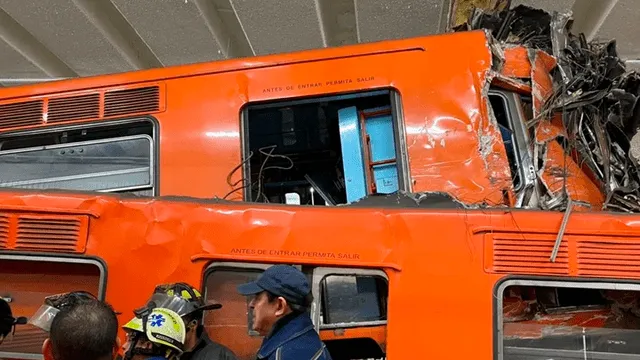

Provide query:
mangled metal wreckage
left=455, top=4, right=640, bottom=354
left=450, top=4, right=640, bottom=214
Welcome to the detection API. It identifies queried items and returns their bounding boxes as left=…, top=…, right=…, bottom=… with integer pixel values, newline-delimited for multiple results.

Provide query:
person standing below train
left=141, top=283, right=238, bottom=360
left=121, top=307, right=187, bottom=360
left=0, top=297, right=26, bottom=345
left=29, top=291, right=120, bottom=360
left=237, top=265, right=332, bottom=360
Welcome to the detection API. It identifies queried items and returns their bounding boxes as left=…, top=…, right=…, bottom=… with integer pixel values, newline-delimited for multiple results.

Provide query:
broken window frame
left=239, top=88, right=411, bottom=204
left=488, top=89, right=536, bottom=206
left=311, top=267, right=389, bottom=330
left=495, top=279, right=640, bottom=360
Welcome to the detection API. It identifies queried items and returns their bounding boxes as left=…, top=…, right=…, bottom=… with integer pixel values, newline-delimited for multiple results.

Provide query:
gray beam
left=0, top=78, right=69, bottom=84
left=438, top=0, right=454, bottom=33
left=72, top=0, right=163, bottom=69
left=570, top=0, right=619, bottom=41
left=314, top=0, right=358, bottom=47
left=0, top=7, right=77, bottom=77
left=194, top=0, right=254, bottom=58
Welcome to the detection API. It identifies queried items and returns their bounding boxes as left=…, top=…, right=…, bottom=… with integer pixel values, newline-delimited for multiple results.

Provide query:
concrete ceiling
left=0, top=0, right=637, bottom=87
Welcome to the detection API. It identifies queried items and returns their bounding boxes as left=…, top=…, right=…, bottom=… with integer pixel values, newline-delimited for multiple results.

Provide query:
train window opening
left=489, top=93, right=522, bottom=190
left=320, top=274, right=388, bottom=325
left=500, top=283, right=640, bottom=360
left=0, top=258, right=102, bottom=359
left=243, top=90, right=402, bottom=205
left=204, top=266, right=266, bottom=360
left=0, top=120, right=155, bottom=194
left=317, top=272, right=388, bottom=360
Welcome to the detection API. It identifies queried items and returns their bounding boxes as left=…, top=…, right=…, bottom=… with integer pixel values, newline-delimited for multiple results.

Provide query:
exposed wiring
left=254, top=145, right=294, bottom=203
left=222, top=151, right=254, bottom=200
left=222, top=145, right=294, bottom=201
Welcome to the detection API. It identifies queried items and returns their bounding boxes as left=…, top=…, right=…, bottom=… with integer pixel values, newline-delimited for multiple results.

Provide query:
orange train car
left=1, top=191, right=640, bottom=360
left=0, top=29, right=601, bottom=211
left=0, top=28, right=619, bottom=360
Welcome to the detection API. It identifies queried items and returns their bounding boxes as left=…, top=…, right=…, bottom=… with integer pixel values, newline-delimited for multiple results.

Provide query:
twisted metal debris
left=458, top=5, right=640, bottom=213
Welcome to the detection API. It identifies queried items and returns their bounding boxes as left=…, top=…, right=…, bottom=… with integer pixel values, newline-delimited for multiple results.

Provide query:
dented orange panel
left=1, top=191, right=640, bottom=359
left=535, top=118, right=604, bottom=209
left=531, top=50, right=557, bottom=117
left=539, top=141, right=604, bottom=209
left=501, top=46, right=532, bottom=78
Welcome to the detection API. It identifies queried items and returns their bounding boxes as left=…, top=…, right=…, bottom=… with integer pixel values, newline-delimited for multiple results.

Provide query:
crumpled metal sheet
left=345, top=191, right=467, bottom=209
left=457, top=4, right=640, bottom=213
left=454, top=4, right=554, bottom=53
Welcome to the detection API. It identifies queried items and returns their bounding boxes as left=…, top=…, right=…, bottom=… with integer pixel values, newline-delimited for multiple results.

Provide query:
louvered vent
left=0, top=212, right=90, bottom=253
left=14, top=215, right=84, bottom=252
left=48, top=93, right=100, bottom=123
left=0, top=214, right=8, bottom=249
left=577, top=238, right=640, bottom=277
left=0, top=100, right=43, bottom=129
left=491, top=234, right=569, bottom=275
left=104, top=86, right=160, bottom=117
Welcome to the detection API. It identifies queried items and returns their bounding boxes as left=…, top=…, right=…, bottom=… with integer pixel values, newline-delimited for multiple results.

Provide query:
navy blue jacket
left=257, top=313, right=332, bottom=360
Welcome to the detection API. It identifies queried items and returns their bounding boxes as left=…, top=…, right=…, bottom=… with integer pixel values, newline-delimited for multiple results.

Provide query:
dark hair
left=266, top=291, right=313, bottom=314
left=49, top=299, right=118, bottom=360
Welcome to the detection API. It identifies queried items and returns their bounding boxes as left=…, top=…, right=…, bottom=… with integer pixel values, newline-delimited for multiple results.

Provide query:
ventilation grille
left=0, top=326, right=48, bottom=355
left=0, top=84, right=162, bottom=131
left=0, top=100, right=43, bottom=128
left=0, top=214, right=8, bottom=248
left=489, top=234, right=569, bottom=275
left=487, top=232, right=640, bottom=279
left=0, top=212, right=89, bottom=253
left=48, top=93, right=100, bottom=123
left=104, top=86, right=160, bottom=117
left=577, top=238, right=640, bottom=277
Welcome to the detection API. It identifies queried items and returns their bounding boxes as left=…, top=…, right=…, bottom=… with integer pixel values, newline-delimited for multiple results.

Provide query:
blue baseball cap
left=237, top=265, right=310, bottom=305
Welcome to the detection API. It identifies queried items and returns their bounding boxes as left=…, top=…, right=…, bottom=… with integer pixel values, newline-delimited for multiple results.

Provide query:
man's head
left=147, top=282, right=220, bottom=351
left=42, top=299, right=119, bottom=360
left=121, top=308, right=186, bottom=360
left=237, top=265, right=313, bottom=336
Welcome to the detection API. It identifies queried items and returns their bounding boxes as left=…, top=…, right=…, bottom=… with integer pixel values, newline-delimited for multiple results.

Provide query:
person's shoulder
left=201, top=340, right=239, bottom=360
left=277, top=334, right=327, bottom=359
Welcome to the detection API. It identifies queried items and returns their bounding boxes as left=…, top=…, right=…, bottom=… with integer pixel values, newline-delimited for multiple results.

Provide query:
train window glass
left=0, top=120, right=155, bottom=194
left=0, top=259, right=102, bottom=358
left=320, top=274, right=388, bottom=325
left=500, top=283, right=640, bottom=360
left=204, top=267, right=264, bottom=360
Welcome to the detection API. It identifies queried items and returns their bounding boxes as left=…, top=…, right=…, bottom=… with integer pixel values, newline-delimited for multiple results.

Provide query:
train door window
left=488, top=90, right=538, bottom=201
left=312, top=268, right=388, bottom=360
left=203, top=263, right=271, bottom=360
left=0, top=256, right=104, bottom=359
left=241, top=89, right=407, bottom=205
left=498, top=280, right=640, bottom=360
left=489, top=93, right=523, bottom=190
left=0, top=120, right=156, bottom=195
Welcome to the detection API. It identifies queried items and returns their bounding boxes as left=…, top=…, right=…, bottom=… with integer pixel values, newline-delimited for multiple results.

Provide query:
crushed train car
left=455, top=2, right=640, bottom=350
left=456, top=4, right=640, bottom=213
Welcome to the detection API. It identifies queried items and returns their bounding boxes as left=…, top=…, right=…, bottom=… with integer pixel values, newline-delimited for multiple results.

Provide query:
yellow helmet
left=122, top=308, right=186, bottom=357
left=122, top=317, right=143, bottom=333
